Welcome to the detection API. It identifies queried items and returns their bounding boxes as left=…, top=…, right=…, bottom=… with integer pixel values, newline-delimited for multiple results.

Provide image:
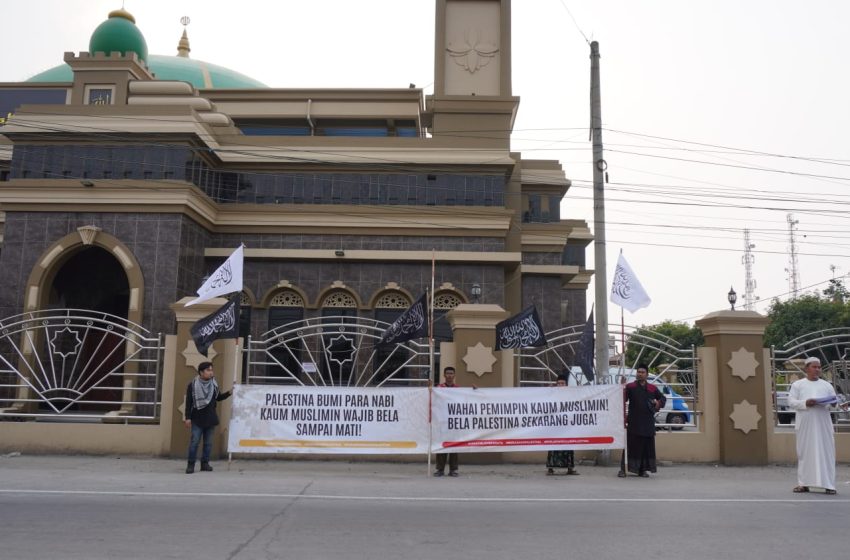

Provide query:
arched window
left=374, top=291, right=414, bottom=385
left=433, top=291, right=462, bottom=342
left=270, top=290, right=305, bottom=307
left=239, top=291, right=253, bottom=338
left=375, top=291, right=412, bottom=310
left=238, top=291, right=253, bottom=380
left=434, top=292, right=462, bottom=310
left=320, top=290, right=358, bottom=384
left=267, top=289, right=305, bottom=380
left=321, top=291, right=357, bottom=309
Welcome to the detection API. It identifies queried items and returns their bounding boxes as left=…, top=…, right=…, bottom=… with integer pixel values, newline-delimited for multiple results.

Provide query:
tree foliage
left=624, top=320, right=704, bottom=371
left=764, top=281, right=850, bottom=350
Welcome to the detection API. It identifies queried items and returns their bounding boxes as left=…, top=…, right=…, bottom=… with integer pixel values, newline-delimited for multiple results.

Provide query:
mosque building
left=0, top=1, right=591, bottom=396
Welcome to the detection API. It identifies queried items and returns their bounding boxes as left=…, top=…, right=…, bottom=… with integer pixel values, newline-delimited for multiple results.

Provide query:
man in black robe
left=619, top=365, right=666, bottom=478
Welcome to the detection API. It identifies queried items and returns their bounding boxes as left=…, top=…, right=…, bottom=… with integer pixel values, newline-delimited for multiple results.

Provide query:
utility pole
left=590, top=41, right=609, bottom=379
left=785, top=213, right=800, bottom=298
left=742, top=229, right=757, bottom=311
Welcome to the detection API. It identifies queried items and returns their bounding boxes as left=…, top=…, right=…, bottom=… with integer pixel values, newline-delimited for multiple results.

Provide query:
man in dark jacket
left=184, top=361, right=231, bottom=474
left=434, top=366, right=460, bottom=477
left=619, top=365, right=666, bottom=478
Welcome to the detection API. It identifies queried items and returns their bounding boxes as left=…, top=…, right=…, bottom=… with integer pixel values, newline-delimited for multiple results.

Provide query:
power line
left=671, top=275, right=841, bottom=324
left=556, top=0, right=591, bottom=45
left=605, top=148, right=850, bottom=184
left=604, top=128, right=850, bottom=168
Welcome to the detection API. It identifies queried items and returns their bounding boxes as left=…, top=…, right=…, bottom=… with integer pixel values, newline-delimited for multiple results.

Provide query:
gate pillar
left=168, top=297, right=240, bottom=458
left=695, top=310, right=771, bottom=465
left=444, top=304, right=511, bottom=388
left=442, top=304, right=511, bottom=465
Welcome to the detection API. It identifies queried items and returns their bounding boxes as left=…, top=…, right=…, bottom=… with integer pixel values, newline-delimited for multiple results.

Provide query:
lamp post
left=471, top=283, right=481, bottom=304
left=727, top=286, right=737, bottom=311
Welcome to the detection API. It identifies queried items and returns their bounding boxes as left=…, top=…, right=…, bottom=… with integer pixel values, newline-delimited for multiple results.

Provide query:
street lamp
left=727, top=286, right=737, bottom=311
left=471, top=283, right=482, bottom=303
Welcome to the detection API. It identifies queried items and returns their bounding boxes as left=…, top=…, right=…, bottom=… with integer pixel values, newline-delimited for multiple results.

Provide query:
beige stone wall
left=0, top=423, right=167, bottom=455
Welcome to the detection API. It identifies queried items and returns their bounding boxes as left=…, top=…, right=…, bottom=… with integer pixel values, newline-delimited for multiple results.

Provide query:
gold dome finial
left=108, top=8, right=136, bottom=24
left=177, top=16, right=191, bottom=58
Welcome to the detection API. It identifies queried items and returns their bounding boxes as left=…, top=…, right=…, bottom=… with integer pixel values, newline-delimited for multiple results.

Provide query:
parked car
left=775, top=390, right=793, bottom=424
left=655, top=383, right=692, bottom=429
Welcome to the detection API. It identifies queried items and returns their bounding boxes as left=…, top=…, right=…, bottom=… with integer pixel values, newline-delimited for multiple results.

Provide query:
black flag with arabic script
left=495, top=306, right=548, bottom=350
left=377, top=292, right=428, bottom=347
left=190, top=296, right=240, bottom=357
left=576, top=308, right=595, bottom=382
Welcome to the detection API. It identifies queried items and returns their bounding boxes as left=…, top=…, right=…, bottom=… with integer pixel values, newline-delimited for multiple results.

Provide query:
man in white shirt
left=787, top=357, right=846, bottom=495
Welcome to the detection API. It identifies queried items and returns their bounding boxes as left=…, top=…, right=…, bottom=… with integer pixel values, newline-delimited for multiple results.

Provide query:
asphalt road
left=0, top=455, right=848, bottom=560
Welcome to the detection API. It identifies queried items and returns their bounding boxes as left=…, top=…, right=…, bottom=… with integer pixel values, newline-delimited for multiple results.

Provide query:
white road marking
left=0, top=489, right=847, bottom=503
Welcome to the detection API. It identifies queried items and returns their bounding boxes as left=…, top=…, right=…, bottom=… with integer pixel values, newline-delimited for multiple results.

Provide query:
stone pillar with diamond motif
left=443, top=304, right=511, bottom=388
left=167, top=297, right=239, bottom=458
left=695, top=310, right=771, bottom=465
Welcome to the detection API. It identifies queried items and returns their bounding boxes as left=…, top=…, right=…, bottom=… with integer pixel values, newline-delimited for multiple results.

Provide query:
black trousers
left=436, top=452, right=458, bottom=473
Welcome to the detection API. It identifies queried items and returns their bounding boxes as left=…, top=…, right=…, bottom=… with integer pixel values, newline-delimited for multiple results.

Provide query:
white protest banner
left=431, top=385, right=624, bottom=453
left=228, top=385, right=430, bottom=454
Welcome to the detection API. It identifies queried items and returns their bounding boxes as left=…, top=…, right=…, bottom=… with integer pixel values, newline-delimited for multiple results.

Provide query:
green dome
left=26, top=8, right=266, bottom=89
left=145, top=55, right=266, bottom=88
left=27, top=55, right=266, bottom=89
left=89, top=9, right=148, bottom=63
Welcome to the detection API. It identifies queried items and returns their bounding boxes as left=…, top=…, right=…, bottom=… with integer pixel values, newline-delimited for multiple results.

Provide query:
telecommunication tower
left=785, top=213, right=801, bottom=298
left=742, top=229, right=757, bottom=310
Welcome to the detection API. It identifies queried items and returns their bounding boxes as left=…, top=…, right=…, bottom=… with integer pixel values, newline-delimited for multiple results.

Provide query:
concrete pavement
left=1, top=454, right=848, bottom=559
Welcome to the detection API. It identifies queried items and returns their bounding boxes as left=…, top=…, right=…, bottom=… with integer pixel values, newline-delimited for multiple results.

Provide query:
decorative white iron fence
left=518, top=323, right=698, bottom=430
left=0, top=309, right=164, bottom=421
left=245, top=315, right=434, bottom=387
left=771, top=328, right=850, bottom=427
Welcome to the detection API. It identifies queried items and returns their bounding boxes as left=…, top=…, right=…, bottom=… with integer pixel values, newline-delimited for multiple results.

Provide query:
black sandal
left=792, top=486, right=809, bottom=493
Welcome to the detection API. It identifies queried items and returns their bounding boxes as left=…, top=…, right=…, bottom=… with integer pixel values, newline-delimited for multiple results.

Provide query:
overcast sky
left=2, top=0, right=850, bottom=331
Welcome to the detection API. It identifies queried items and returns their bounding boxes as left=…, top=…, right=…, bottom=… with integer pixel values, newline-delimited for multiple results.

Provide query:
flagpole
left=429, top=248, right=435, bottom=383
left=428, top=249, right=435, bottom=477
left=623, top=394, right=629, bottom=478
left=619, top=303, right=628, bottom=477
left=427, top=383, right=433, bottom=477
left=227, top=245, right=245, bottom=467
left=228, top=304, right=242, bottom=470
left=620, top=307, right=625, bottom=376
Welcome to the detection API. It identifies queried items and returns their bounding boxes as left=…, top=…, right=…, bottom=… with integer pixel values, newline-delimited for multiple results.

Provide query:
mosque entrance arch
left=49, top=246, right=130, bottom=316
left=43, top=246, right=130, bottom=412
left=0, top=232, right=164, bottom=420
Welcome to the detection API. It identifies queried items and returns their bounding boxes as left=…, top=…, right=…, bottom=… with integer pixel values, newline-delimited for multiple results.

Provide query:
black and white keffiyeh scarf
left=192, top=376, right=218, bottom=410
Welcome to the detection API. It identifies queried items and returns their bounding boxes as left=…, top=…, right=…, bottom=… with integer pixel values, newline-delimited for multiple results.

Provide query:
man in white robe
left=787, top=357, right=844, bottom=495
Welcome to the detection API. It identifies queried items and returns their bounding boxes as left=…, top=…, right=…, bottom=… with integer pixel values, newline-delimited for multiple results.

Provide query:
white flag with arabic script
left=185, top=245, right=244, bottom=306
left=609, top=253, right=651, bottom=313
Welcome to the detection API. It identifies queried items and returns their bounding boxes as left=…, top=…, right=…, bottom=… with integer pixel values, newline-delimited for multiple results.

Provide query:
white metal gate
left=771, top=328, right=850, bottom=426
left=518, top=323, right=698, bottom=429
left=0, top=309, right=164, bottom=420
left=245, top=315, right=434, bottom=387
